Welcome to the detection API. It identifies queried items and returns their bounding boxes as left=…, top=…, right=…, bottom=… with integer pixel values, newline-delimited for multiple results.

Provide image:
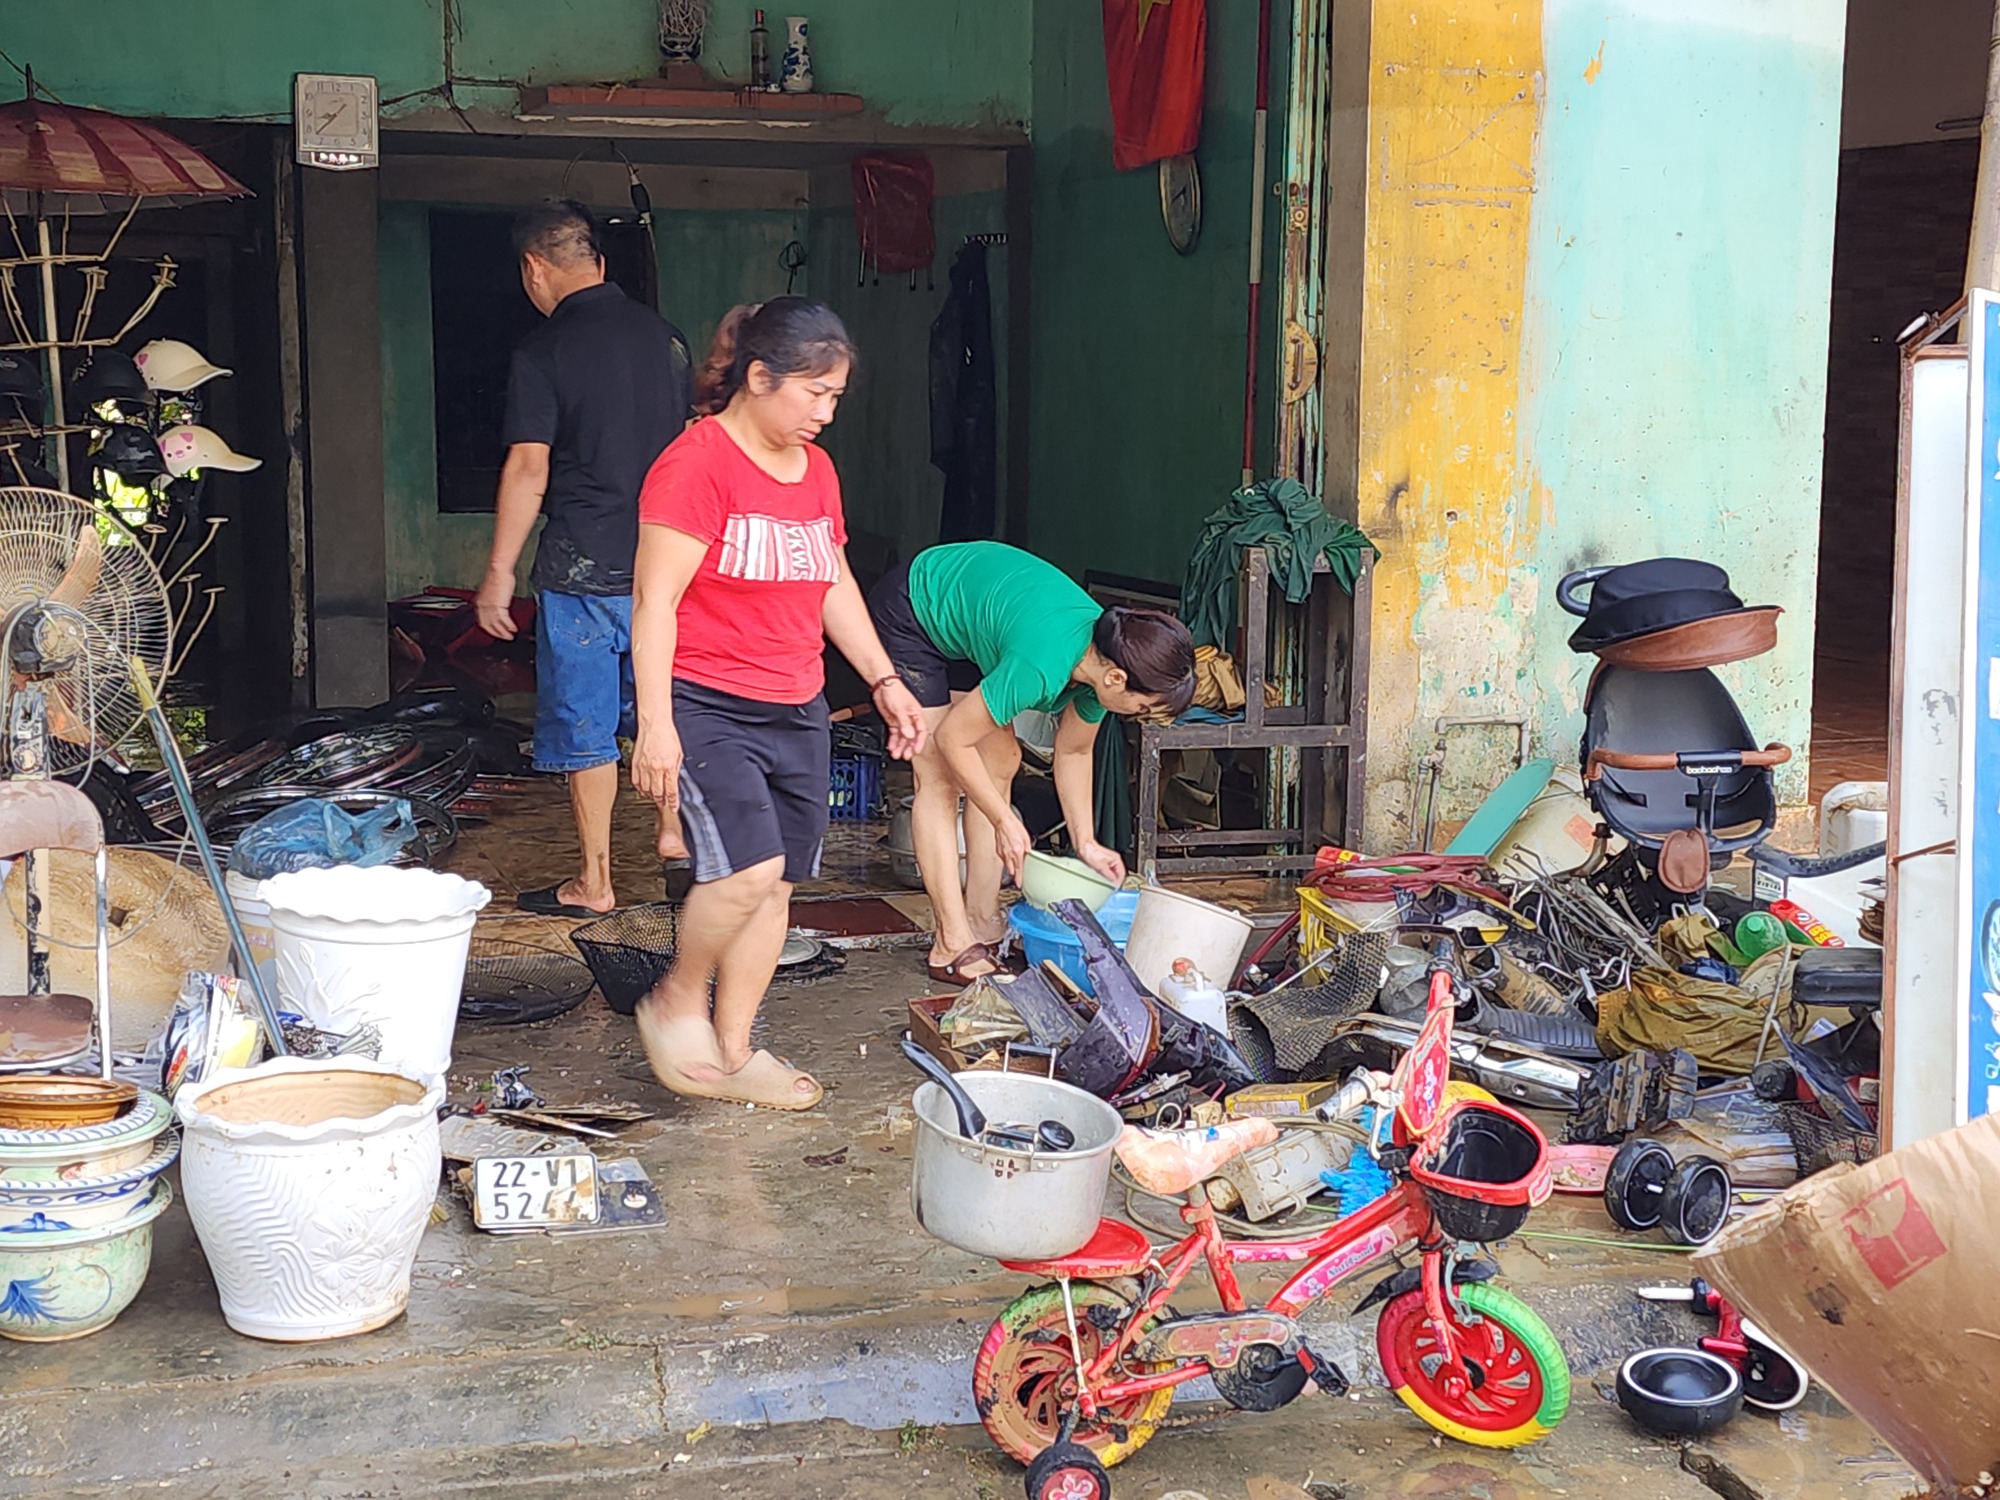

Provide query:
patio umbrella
left=0, top=91, right=248, bottom=487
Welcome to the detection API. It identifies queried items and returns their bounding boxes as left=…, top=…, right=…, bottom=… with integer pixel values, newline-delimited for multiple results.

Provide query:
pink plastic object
left=1114, top=1117, right=1280, bottom=1196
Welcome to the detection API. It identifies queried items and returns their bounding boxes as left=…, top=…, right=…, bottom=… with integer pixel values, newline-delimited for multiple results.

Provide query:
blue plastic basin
left=1007, top=889, right=1138, bottom=996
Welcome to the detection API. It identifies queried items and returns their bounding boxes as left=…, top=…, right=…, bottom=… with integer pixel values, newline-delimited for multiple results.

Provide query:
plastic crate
left=1296, top=884, right=1394, bottom=986
left=828, top=751, right=883, bottom=821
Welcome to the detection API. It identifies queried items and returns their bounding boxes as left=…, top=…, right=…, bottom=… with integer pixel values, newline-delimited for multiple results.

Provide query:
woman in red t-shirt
left=629, top=299, right=926, bottom=1109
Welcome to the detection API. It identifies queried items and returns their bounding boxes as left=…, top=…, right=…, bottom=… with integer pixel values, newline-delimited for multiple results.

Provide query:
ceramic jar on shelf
left=781, top=16, right=814, bottom=93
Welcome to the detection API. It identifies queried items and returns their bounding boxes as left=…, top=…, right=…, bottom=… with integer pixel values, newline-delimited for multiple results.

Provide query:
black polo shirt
left=501, top=283, right=690, bottom=596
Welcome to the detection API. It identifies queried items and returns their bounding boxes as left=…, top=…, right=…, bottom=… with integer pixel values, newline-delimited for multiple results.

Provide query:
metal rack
left=1135, top=545, right=1372, bottom=876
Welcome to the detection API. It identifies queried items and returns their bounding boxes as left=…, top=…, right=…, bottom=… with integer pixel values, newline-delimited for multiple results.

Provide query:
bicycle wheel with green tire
left=1375, top=1282, right=1570, bottom=1447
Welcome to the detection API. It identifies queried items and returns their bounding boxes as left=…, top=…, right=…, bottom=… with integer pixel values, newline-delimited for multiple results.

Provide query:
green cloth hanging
left=1181, top=478, right=1377, bottom=650
left=1093, top=715, right=1133, bottom=857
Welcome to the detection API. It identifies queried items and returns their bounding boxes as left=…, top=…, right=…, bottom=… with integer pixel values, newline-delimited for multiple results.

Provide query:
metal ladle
left=898, top=1038, right=1075, bottom=1152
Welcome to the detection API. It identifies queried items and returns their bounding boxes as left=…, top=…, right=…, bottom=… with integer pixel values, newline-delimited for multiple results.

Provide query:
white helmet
left=134, top=338, right=232, bottom=392
left=158, top=424, right=260, bottom=477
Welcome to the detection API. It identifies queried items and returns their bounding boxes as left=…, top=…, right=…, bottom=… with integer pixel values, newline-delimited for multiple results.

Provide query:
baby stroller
left=1557, top=559, right=1791, bottom=896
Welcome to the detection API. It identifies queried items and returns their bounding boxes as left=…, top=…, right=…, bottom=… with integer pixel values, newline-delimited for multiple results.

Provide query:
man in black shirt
left=475, top=200, right=689, bottom=916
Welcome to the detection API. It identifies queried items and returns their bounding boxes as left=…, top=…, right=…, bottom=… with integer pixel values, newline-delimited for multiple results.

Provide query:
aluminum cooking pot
left=909, top=1068, right=1123, bottom=1261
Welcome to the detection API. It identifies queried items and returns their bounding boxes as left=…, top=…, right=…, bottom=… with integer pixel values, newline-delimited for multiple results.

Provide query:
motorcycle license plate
left=473, top=1153, right=600, bottom=1228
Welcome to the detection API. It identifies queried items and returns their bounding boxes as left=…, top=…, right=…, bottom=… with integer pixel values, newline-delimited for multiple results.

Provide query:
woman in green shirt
left=868, top=541, right=1195, bottom=983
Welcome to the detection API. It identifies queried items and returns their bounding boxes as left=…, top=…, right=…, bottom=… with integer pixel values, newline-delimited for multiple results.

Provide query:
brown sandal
left=925, top=944, right=1002, bottom=987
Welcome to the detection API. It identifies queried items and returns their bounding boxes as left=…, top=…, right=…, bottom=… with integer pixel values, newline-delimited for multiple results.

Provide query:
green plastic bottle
left=1735, top=911, right=1788, bottom=962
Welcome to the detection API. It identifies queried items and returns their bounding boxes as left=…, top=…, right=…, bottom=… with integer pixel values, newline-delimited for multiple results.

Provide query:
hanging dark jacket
left=929, top=242, right=998, bottom=542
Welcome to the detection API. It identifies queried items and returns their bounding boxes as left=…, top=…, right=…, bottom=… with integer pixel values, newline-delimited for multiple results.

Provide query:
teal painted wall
left=14, top=1, right=1029, bottom=128
left=1025, top=0, right=1271, bottom=589
left=809, top=191, right=1010, bottom=571
left=378, top=199, right=803, bottom=599
left=1506, top=0, right=1844, bottom=803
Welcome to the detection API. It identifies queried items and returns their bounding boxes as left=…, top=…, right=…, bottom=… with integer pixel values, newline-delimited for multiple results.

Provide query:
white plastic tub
left=1124, top=884, right=1254, bottom=996
left=263, top=866, right=490, bottom=1081
left=175, top=1058, right=443, bottom=1342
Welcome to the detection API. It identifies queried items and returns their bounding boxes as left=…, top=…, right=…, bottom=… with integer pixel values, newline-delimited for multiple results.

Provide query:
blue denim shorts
left=533, top=591, right=635, bottom=773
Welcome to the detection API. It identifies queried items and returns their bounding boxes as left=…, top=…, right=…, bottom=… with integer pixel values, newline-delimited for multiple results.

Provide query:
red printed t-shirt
left=637, top=418, right=846, bottom=704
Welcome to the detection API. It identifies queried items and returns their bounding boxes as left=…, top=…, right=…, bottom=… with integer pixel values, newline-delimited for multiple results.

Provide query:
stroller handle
left=1556, top=566, right=1612, bottom=618
left=1584, top=742, right=1791, bottom=780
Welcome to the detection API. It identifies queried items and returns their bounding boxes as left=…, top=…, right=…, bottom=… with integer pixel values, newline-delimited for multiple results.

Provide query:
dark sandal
left=517, top=883, right=609, bottom=919
left=925, top=944, right=1002, bottom=987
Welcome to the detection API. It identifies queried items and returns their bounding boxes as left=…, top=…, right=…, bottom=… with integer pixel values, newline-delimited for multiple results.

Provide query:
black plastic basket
left=1410, top=1101, right=1550, bottom=1243
left=570, top=904, right=680, bottom=1016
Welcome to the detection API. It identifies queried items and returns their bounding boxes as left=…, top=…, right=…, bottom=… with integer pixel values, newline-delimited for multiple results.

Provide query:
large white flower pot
left=175, top=1058, right=443, bottom=1342
left=262, top=865, right=490, bottom=1082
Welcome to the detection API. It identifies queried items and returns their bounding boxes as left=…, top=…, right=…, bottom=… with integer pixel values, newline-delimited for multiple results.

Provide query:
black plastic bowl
left=1617, top=1347, right=1744, bottom=1437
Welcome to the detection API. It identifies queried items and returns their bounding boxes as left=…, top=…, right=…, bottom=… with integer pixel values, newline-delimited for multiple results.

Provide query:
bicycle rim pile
left=113, top=685, right=535, bottom=869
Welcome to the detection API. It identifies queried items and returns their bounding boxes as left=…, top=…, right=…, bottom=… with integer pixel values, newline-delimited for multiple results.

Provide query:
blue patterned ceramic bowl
left=0, top=1132, right=181, bottom=1229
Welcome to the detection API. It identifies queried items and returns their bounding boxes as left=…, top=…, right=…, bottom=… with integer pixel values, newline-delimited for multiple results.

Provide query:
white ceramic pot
left=0, top=1178, right=173, bottom=1341
left=263, top=865, right=490, bottom=1081
left=175, top=1058, right=443, bottom=1342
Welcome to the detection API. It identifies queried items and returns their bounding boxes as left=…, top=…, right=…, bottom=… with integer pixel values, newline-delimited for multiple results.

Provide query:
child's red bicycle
left=964, top=935, right=1570, bottom=1500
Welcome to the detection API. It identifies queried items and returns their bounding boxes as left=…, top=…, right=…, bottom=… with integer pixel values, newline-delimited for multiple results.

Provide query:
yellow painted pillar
left=1328, top=0, right=1545, bottom=844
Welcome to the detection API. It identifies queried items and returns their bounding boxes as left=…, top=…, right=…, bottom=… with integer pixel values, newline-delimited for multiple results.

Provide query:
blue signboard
left=1959, top=292, right=2000, bottom=1122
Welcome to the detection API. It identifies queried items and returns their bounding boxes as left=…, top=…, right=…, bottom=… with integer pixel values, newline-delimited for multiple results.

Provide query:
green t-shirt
left=907, top=542, right=1108, bottom=727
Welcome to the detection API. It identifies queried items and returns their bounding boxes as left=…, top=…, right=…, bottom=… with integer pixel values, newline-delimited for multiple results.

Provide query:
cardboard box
left=1692, top=1111, right=2000, bottom=1489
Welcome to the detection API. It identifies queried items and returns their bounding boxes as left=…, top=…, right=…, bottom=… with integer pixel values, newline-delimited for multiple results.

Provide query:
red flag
left=1102, top=0, right=1208, bottom=172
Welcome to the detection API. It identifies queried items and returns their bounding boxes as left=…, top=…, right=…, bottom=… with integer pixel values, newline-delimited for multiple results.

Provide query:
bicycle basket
left=1408, top=1100, right=1552, bottom=1242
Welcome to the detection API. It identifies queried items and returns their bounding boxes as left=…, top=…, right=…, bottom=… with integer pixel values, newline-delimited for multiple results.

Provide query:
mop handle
left=131, top=660, right=289, bottom=1057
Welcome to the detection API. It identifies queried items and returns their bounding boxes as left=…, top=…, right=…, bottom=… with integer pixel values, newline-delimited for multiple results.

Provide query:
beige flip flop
left=709, top=1049, right=824, bottom=1111
left=634, top=1006, right=730, bottom=1098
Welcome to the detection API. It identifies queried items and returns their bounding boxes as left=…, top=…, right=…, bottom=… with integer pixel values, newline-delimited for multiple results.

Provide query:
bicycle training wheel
left=1376, top=1282, right=1572, bottom=1447
left=973, top=1282, right=1173, bottom=1469
left=1604, top=1139, right=1674, bottom=1231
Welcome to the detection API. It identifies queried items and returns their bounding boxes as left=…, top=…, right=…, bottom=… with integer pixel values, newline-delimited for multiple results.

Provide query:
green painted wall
left=378, top=199, right=803, bottom=599
left=15, top=0, right=1028, bottom=128
left=809, top=191, right=1010, bottom=571
left=1025, top=0, right=1270, bottom=589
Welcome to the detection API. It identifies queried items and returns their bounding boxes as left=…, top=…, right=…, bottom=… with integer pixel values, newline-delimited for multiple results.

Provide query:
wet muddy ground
left=1, top=782, right=1920, bottom=1498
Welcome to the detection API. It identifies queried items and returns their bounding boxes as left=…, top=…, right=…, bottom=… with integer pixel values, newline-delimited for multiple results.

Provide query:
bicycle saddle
left=1114, top=1117, right=1278, bottom=1196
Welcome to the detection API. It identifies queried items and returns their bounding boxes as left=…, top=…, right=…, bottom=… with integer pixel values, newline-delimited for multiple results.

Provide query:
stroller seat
left=1581, top=666, right=1787, bottom=888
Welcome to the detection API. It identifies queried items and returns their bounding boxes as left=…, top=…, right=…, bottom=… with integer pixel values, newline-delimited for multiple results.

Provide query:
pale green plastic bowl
left=1019, top=850, right=1117, bottom=912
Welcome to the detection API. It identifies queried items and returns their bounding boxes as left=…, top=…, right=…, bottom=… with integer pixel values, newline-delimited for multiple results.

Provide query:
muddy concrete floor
left=5, top=946, right=1916, bottom=1499
left=0, top=779, right=1915, bottom=1497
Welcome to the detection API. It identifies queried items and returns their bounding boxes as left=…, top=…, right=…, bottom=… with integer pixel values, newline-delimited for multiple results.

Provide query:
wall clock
left=295, top=74, right=379, bottom=172
left=1160, top=155, right=1201, bottom=256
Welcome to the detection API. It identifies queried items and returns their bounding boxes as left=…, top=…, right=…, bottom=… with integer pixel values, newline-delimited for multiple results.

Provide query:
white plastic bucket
left=1818, top=780, right=1889, bottom=858
left=175, top=1057, right=443, bottom=1341
left=224, top=870, right=278, bottom=1002
left=263, top=866, right=491, bottom=1081
left=1125, top=884, right=1254, bottom=996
